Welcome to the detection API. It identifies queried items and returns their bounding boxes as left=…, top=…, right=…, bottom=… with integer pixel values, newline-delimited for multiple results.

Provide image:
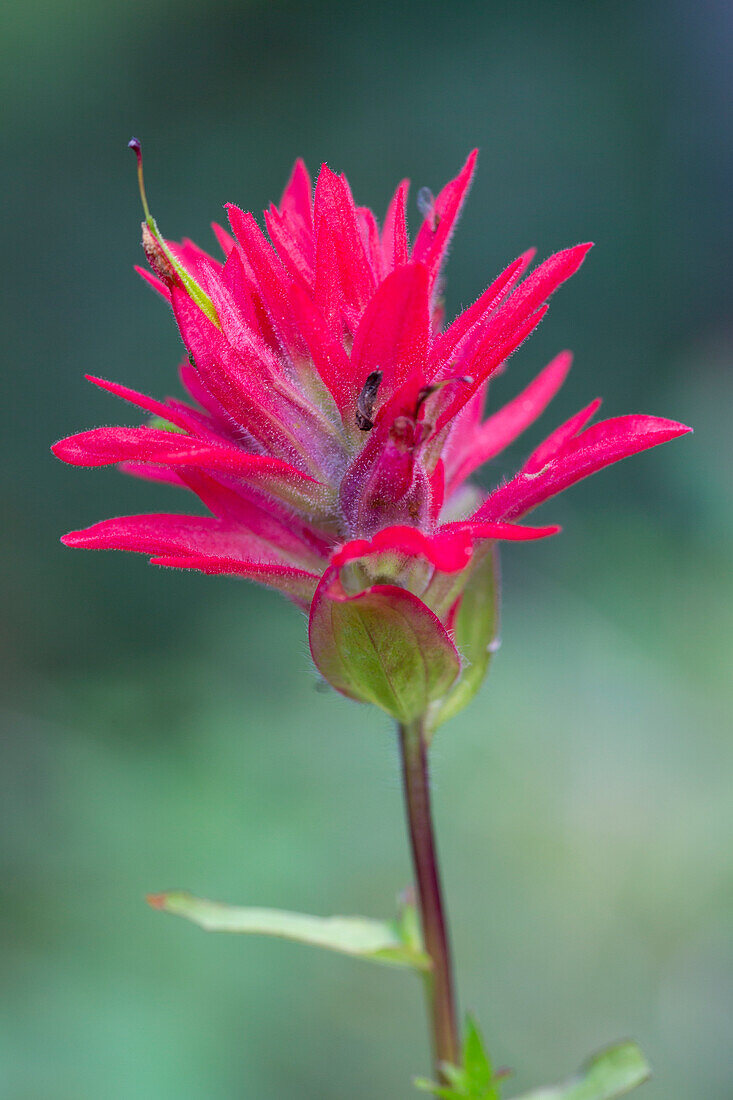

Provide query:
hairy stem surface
left=399, top=718, right=460, bottom=1080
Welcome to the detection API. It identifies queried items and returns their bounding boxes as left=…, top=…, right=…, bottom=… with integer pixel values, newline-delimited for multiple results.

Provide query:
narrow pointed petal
left=265, top=203, right=314, bottom=289
left=279, top=158, right=313, bottom=228
left=435, top=303, right=550, bottom=431
left=52, top=425, right=325, bottom=513
left=495, top=243, right=592, bottom=334
left=313, top=165, right=376, bottom=322
left=382, top=179, right=409, bottom=271
left=430, top=248, right=536, bottom=375
left=199, top=250, right=289, bottom=377
left=219, top=246, right=280, bottom=352
left=53, top=427, right=187, bottom=467
left=289, top=282, right=356, bottom=413
left=172, top=286, right=315, bottom=465
left=411, top=150, right=478, bottom=287
left=85, top=375, right=201, bottom=433
left=435, top=245, right=590, bottom=426
left=150, top=554, right=319, bottom=600
left=225, top=204, right=306, bottom=362
left=118, top=462, right=186, bottom=487
left=142, top=443, right=327, bottom=515
left=476, top=415, right=692, bottom=521
left=211, top=221, right=236, bottom=258
left=178, top=359, right=235, bottom=429
left=169, top=238, right=223, bottom=280
left=177, top=469, right=330, bottom=564
left=309, top=212, right=340, bottom=335
left=446, top=351, right=572, bottom=491
left=439, top=520, right=560, bottom=541
left=524, top=396, right=602, bottom=473
left=356, top=206, right=384, bottom=282
left=135, top=264, right=172, bottom=301
left=60, top=513, right=283, bottom=563
left=350, top=263, right=430, bottom=404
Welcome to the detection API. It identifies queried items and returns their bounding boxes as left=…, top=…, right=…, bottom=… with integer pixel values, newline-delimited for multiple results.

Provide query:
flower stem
left=398, top=718, right=460, bottom=1081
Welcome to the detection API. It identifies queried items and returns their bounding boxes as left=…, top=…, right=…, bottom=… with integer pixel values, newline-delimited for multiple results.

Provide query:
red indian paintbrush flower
left=54, top=146, right=690, bottom=722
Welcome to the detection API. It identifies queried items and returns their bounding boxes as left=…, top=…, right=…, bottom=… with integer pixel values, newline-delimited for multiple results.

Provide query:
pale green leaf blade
left=148, top=891, right=430, bottom=971
left=510, top=1041, right=650, bottom=1100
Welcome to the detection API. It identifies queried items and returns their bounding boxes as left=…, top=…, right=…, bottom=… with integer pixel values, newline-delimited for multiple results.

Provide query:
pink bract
left=54, top=151, right=690, bottom=702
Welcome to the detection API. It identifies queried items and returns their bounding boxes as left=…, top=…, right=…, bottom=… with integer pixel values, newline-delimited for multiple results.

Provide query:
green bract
left=309, top=581, right=462, bottom=722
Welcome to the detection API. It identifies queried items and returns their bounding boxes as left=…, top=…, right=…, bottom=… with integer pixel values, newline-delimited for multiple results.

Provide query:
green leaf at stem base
left=415, top=1016, right=502, bottom=1099
left=415, top=1029, right=649, bottom=1100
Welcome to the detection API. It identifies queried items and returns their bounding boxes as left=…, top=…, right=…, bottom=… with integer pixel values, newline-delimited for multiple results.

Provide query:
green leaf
left=309, top=582, right=461, bottom=722
left=148, top=891, right=430, bottom=971
left=415, top=1016, right=500, bottom=1099
left=462, top=1017, right=497, bottom=1096
left=509, top=1042, right=650, bottom=1100
left=435, top=547, right=500, bottom=728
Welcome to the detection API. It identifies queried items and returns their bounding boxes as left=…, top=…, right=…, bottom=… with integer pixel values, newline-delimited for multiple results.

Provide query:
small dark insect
left=355, top=369, right=383, bottom=431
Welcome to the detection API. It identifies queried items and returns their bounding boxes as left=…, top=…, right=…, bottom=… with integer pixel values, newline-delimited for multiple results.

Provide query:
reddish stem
left=399, top=718, right=460, bottom=1081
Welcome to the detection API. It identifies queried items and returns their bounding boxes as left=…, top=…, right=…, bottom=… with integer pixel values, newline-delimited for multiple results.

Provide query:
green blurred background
left=2, top=0, right=731, bottom=1097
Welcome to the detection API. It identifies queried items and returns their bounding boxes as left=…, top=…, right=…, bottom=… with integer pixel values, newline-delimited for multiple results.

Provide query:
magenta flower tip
left=60, top=530, right=85, bottom=548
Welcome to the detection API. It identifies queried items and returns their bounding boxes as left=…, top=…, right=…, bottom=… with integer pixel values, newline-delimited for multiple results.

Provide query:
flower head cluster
left=54, top=148, right=689, bottom=720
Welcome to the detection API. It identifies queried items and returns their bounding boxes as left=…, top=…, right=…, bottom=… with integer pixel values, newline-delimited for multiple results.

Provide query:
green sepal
left=434, top=547, right=500, bottom=728
left=509, top=1041, right=650, bottom=1100
left=148, top=890, right=430, bottom=972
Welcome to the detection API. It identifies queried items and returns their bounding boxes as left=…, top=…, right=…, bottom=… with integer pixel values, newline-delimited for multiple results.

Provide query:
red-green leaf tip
left=146, top=892, right=167, bottom=910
